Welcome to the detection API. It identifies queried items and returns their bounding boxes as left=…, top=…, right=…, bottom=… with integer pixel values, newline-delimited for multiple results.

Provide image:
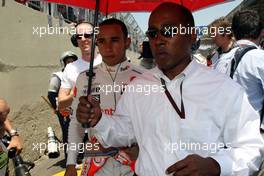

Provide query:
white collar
left=99, top=59, right=130, bottom=73
left=151, top=59, right=198, bottom=83
left=236, top=39, right=259, bottom=48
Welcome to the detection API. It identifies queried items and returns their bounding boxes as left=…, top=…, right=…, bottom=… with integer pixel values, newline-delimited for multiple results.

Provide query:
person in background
left=139, top=41, right=156, bottom=69
left=207, top=17, right=235, bottom=68
left=58, top=22, right=102, bottom=111
left=47, top=51, right=78, bottom=160
left=218, top=10, right=264, bottom=131
left=0, top=98, right=23, bottom=176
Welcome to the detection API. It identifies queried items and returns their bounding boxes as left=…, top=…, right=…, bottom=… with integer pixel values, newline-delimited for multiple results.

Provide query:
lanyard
left=160, top=78, right=185, bottom=119
left=104, top=62, right=122, bottom=109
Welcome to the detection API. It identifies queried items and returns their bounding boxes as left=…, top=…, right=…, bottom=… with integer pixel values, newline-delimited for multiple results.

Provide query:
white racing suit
left=67, top=60, right=144, bottom=176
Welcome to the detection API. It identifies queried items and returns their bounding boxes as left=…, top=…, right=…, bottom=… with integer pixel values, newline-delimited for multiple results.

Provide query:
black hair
left=260, top=37, right=264, bottom=48
left=154, top=2, right=195, bottom=27
left=177, top=4, right=195, bottom=27
left=232, top=10, right=262, bottom=40
left=99, top=18, right=128, bottom=38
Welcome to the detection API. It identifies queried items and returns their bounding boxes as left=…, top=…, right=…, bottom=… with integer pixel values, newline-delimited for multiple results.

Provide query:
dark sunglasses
left=146, top=26, right=177, bottom=39
left=76, top=33, right=93, bottom=39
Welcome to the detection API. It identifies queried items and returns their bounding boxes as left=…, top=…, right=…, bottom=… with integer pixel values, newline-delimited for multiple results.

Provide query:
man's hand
left=7, top=135, right=23, bottom=154
left=58, top=88, right=74, bottom=109
left=76, top=95, right=102, bottom=127
left=64, top=165, right=77, bottom=176
left=166, top=154, right=220, bottom=176
left=0, top=99, right=9, bottom=123
left=59, top=107, right=72, bottom=117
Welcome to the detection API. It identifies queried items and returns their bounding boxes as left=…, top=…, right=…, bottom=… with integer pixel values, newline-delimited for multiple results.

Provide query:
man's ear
left=125, top=37, right=131, bottom=49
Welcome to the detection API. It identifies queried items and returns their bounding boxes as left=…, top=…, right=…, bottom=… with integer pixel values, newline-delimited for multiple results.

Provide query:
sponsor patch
left=120, top=65, right=130, bottom=72
left=130, top=76, right=136, bottom=82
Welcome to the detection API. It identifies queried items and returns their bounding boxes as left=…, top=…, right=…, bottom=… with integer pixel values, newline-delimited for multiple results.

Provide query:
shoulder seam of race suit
left=77, top=62, right=145, bottom=76
left=131, top=69, right=142, bottom=75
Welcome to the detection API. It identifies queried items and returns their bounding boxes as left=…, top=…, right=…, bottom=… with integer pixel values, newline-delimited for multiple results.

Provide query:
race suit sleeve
left=66, top=76, right=85, bottom=166
left=94, top=91, right=136, bottom=148
left=66, top=110, right=84, bottom=165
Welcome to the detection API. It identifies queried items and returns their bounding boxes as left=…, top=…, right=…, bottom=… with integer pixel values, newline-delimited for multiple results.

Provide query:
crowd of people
left=208, top=9, right=264, bottom=131
left=2, top=1, right=264, bottom=176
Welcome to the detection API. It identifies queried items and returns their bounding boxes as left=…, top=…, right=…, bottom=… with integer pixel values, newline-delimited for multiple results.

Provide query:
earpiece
left=71, top=34, right=78, bottom=47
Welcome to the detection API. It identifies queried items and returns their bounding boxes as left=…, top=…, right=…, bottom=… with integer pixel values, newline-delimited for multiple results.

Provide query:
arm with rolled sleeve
left=58, top=67, right=74, bottom=109
left=93, top=92, right=136, bottom=148
left=61, top=66, right=73, bottom=89
left=211, top=88, right=264, bottom=175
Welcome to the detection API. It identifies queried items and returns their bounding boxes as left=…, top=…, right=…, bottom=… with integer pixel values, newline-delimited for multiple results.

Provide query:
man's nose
left=104, top=41, right=112, bottom=51
left=153, top=32, right=166, bottom=47
left=80, top=36, right=86, bottom=41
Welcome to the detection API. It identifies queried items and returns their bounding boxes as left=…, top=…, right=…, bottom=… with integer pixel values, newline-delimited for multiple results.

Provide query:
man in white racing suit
left=65, top=18, right=145, bottom=176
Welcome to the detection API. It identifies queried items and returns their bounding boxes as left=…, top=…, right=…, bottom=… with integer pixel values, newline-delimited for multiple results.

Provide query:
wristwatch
left=9, top=129, right=19, bottom=137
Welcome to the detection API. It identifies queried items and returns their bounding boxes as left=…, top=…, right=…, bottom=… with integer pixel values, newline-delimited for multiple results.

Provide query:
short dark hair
left=232, top=10, right=262, bottom=40
left=177, top=4, right=195, bottom=27
left=99, top=18, right=128, bottom=38
left=154, top=2, right=195, bottom=27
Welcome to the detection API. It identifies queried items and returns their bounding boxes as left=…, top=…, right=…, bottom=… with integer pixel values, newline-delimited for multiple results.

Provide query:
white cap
left=60, top=51, right=78, bottom=61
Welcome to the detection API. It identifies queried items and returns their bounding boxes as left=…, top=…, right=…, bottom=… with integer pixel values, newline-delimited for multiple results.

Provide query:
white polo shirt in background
left=214, top=47, right=237, bottom=74
left=215, top=39, right=264, bottom=130
left=61, top=55, right=102, bottom=89
left=232, top=40, right=264, bottom=129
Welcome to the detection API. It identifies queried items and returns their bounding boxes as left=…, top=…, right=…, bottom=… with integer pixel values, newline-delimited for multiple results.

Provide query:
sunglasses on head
left=146, top=25, right=178, bottom=39
left=76, top=33, right=93, bottom=39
